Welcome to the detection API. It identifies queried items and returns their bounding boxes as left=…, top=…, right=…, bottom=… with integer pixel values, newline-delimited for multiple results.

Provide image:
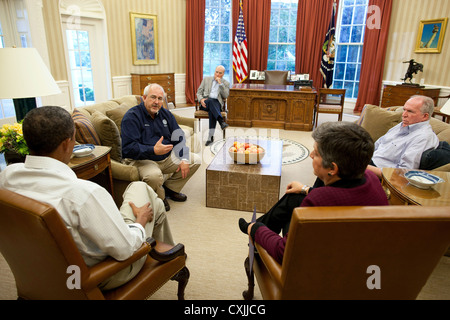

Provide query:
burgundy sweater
left=254, top=170, right=388, bottom=264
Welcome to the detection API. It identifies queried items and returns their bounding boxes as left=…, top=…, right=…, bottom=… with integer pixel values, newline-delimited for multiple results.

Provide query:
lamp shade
left=0, top=48, right=61, bottom=99
left=440, top=98, right=450, bottom=116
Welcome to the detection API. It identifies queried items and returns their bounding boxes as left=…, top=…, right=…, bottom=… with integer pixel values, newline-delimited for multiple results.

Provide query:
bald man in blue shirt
left=122, top=84, right=200, bottom=211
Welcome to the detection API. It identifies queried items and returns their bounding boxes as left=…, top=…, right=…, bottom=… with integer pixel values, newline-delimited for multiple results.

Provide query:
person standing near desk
left=197, top=65, right=230, bottom=146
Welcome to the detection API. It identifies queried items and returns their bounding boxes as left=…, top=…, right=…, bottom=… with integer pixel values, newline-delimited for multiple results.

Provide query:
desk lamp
left=0, top=47, right=61, bottom=121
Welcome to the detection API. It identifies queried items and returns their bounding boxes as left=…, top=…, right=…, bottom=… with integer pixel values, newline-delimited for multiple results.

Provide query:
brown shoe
left=163, top=198, right=170, bottom=211
left=164, top=185, right=187, bottom=202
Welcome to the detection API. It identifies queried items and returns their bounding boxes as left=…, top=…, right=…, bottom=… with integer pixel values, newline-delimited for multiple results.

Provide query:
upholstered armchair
left=0, top=188, right=189, bottom=300
left=264, top=70, right=289, bottom=85
left=243, top=206, right=450, bottom=300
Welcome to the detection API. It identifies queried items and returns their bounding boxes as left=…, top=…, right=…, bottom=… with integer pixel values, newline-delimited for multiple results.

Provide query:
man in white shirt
left=368, top=95, right=439, bottom=178
left=0, top=106, right=174, bottom=290
left=197, top=65, right=230, bottom=146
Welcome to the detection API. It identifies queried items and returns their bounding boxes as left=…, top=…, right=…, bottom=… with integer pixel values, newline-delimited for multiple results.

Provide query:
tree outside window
left=333, top=0, right=369, bottom=99
left=204, top=0, right=232, bottom=82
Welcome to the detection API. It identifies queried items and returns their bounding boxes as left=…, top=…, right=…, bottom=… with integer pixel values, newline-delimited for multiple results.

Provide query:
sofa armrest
left=172, top=112, right=195, bottom=129
left=111, top=159, right=140, bottom=181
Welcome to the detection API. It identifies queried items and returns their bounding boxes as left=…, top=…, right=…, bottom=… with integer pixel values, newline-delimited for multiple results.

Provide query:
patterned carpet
left=210, top=136, right=310, bottom=165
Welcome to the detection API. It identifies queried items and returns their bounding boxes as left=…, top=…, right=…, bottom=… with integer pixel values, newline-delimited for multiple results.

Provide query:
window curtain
left=232, top=0, right=271, bottom=81
left=185, top=0, right=205, bottom=104
left=295, top=0, right=337, bottom=89
left=354, top=0, right=393, bottom=113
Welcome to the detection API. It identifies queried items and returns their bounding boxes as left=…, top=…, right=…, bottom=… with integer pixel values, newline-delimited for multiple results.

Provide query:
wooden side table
left=381, top=168, right=449, bottom=206
left=69, top=146, right=114, bottom=199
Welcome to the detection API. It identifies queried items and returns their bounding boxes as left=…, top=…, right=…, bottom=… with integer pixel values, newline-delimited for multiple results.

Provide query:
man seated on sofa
left=367, top=95, right=439, bottom=178
left=0, top=106, right=174, bottom=290
left=121, top=83, right=200, bottom=211
left=196, top=65, right=230, bottom=146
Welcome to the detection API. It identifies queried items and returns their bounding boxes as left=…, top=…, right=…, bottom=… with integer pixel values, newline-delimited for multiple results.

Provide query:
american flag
left=232, top=2, right=248, bottom=83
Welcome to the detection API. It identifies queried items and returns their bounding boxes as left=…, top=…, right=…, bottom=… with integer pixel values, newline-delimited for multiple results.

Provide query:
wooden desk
left=69, top=146, right=114, bottom=198
left=381, top=168, right=449, bottom=206
left=227, top=84, right=316, bottom=131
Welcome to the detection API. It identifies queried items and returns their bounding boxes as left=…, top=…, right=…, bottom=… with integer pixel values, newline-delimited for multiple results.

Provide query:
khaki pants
left=99, top=181, right=174, bottom=290
left=127, top=153, right=201, bottom=200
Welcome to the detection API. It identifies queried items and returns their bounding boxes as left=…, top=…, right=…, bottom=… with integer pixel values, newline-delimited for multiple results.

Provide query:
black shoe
left=163, top=198, right=170, bottom=211
left=239, top=218, right=250, bottom=234
left=205, top=136, right=214, bottom=146
left=164, top=185, right=187, bottom=202
left=220, top=122, right=229, bottom=130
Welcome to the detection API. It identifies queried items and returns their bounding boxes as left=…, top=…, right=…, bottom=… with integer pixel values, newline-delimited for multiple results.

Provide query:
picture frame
left=415, top=18, right=448, bottom=53
left=130, top=12, right=158, bottom=65
left=249, top=70, right=258, bottom=80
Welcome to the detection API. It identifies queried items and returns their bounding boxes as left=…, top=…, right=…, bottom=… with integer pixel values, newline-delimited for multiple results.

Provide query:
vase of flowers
left=0, top=122, right=29, bottom=165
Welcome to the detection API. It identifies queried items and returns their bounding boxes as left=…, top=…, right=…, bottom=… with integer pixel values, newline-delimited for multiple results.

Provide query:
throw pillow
left=359, top=105, right=402, bottom=142
left=419, top=141, right=450, bottom=170
left=91, top=111, right=122, bottom=162
left=72, top=109, right=101, bottom=145
left=105, top=104, right=131, bottom=135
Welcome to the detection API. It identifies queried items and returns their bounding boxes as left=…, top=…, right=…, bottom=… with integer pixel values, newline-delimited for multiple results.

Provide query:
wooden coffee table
left=206, top=138, right=283, bottom=213
left=381, top=168, right=450, bottom=206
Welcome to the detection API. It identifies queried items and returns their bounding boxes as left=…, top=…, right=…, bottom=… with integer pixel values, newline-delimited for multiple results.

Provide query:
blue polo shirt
left=121, top=102, right=189, bottom=161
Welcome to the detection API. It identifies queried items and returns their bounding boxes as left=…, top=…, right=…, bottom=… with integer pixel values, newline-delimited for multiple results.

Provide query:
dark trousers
left=257, top=178, right=325, bottom=235
left=199, top=98, right=223, bottom=134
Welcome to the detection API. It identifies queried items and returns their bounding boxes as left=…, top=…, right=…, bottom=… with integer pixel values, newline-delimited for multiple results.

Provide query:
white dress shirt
left=372, top=121, right=439, bottom=169
left=0, top=156, right=146, bottom=266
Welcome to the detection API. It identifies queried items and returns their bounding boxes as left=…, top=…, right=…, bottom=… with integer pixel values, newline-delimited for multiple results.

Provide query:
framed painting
left=415, top=18, right=448, bottom=53
left=130, top=12, right=158, bottom=65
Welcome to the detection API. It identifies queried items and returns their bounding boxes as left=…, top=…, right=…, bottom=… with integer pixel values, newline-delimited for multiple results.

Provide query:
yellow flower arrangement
left=0, top=122, right=29, bottom=156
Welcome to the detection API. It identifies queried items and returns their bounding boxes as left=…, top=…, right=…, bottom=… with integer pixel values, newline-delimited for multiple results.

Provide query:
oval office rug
left=210, top=136, right=309, bottom=165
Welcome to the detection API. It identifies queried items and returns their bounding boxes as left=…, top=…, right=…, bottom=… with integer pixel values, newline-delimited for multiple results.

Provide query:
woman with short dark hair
left=239, top=121, right=389, bottom=264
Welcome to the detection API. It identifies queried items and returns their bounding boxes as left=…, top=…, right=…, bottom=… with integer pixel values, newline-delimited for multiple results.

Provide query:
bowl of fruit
left=228, top=141, right=265, bottom=164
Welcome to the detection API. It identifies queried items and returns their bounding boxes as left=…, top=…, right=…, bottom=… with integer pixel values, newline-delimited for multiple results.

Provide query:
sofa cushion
left=106, top=104, right=132, bottom=135
left=72, top=109, right=101, bottom=145
left=91, top=111, right=122, bottom=162
left=419, top=141, right=450, bottom=170
left=359, top=105, right=402, bottom=142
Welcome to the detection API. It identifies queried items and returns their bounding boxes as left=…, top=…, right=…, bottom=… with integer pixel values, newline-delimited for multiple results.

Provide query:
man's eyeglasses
left=148, top=95, right=164, bottom=102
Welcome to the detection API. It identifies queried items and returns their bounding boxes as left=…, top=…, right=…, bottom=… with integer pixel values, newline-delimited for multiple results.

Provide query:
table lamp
left=0, top=47, right=61, bottom=121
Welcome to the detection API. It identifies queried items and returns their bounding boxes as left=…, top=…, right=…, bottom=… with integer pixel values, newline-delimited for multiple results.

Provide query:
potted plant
left=0, top=122, right=29, bottom=165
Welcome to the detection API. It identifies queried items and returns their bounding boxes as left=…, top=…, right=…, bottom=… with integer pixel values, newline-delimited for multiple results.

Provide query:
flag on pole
left=320, top=2, right=337, bottom=88
left=233, top=1, right=248, bottom=83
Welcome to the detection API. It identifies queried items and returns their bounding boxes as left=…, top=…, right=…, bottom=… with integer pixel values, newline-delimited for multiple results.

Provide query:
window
left=268, top=0, right=297, bottom=71
left=66, top=29, right=95, bottom=107
left=203, top=0, right=232, bottom=82
left=333, top=0, right=369, bottom=99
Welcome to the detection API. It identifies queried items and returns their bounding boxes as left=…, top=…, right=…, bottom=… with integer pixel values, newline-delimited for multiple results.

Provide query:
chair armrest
left=255, top=243, right=283, bottom=288
left=83, top=240, right=154, bottom=290
left=110, top=159, right=140, bottom=181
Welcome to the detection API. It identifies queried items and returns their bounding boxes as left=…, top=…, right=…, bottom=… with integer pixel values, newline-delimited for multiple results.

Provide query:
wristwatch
left=300, top=185, right=310, bottom=195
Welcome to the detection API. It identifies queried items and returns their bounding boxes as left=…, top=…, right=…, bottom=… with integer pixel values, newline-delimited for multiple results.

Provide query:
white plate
left=404, top=170, right=445, bottom=189
left=73, top=144, right=95, bottom=157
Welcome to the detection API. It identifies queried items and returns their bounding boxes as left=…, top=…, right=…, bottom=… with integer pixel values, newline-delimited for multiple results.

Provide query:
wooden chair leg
left=242, top=257, right=255, bottom=300
left=171, top=266, right=190, bottom=300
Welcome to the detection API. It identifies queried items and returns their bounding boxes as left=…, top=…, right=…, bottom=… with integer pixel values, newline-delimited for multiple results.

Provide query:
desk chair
left=315, top=88, right=346, bottom=128
left=264, top=70, right=289, bottom=85
left=243, top=206, right=450, bottom=300
left=0, top=188, right=189, bottom=300
left=432, top=94, right=450, bottom=123
left=194, top=98, right=228, bottom=137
